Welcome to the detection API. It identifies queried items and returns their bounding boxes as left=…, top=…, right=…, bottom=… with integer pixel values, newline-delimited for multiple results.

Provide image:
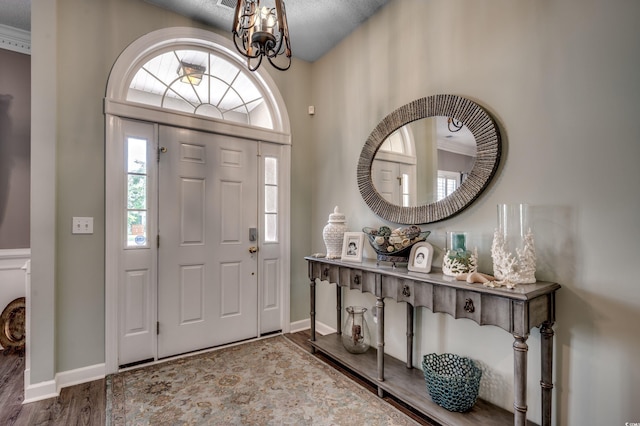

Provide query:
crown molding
left=0, top=24, right=31, bottom=55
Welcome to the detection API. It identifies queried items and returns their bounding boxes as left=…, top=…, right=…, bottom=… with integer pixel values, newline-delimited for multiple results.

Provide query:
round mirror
left=358, top=95, right=501, bottom=224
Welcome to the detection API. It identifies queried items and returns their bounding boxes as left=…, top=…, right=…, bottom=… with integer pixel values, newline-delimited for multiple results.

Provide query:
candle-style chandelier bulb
left=232, top=0, right=292, bottom=71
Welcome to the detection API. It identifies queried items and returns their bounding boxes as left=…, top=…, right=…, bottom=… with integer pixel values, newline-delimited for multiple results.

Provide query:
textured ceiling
left=144, top=0, right=390, bottom=62
left=0, top=0, right=30, bottom=31
left=0, top=0, right=390, bottom=62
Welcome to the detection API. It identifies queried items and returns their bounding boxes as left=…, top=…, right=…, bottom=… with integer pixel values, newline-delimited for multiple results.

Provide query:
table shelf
left=311, top=333, right=534, bottom=426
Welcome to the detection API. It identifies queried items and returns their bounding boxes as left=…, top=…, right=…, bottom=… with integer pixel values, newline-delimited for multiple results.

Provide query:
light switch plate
left=72, top=217, right=94, bottom=234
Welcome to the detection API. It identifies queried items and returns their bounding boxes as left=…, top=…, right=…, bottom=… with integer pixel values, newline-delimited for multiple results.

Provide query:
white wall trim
left=23, top=363, right=105, bottom=404
left=0, top=248, right=30, bottom=269
left=23, top=370, right=57, bottom=404
left=105, top=27, right=290, bottom=136
left=289, top=318, right=310, bottom=333
left=315, top=321, right=336, bottom=336
left=0, top=24, right=31, bottom=55
left=55, top=363, right=105, bottom=393
left=289, top=319, right=335, bottom=336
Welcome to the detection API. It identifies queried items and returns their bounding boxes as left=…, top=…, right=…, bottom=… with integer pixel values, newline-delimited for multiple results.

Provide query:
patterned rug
left=106, top=335, right=419, bottom=425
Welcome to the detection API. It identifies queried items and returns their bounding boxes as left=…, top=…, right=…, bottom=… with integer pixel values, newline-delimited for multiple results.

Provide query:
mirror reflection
left=372, top=116, right=476, bottom=207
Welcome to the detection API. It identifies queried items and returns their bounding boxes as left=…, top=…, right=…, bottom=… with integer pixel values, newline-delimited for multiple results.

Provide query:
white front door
left=157, top=126, right=258, bottom=358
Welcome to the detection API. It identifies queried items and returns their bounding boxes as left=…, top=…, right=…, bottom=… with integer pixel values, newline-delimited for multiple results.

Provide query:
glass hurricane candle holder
left=491, top=204, right=536, bottom=287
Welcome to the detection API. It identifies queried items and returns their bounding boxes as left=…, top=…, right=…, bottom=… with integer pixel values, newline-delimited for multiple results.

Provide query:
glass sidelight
left=126, top=137, right=149, bottom=247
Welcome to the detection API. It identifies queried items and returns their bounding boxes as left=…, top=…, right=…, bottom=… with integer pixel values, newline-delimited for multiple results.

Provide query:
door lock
left=249, top=246, right=258, bottom=254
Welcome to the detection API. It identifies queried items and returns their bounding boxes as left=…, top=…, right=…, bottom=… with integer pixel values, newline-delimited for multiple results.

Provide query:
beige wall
left=0, top=49, right=30, bottom=249
left=310, top=0, right=640, bottom=425
left=30, top=0, right=314, bottom=378
left=30, top=0, right=640, bottom=424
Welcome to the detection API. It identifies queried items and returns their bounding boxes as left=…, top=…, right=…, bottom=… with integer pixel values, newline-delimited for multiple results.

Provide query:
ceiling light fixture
left=232, top=0, right=292, bottom=71
left=177, top=62, right=206, bottom=86
left=447, top=117, right=463, bottom=133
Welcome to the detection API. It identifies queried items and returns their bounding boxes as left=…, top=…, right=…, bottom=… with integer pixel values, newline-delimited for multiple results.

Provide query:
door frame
left=104, top=28, right=291, bottom=375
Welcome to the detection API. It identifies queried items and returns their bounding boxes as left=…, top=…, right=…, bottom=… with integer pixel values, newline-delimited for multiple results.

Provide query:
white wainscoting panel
left=0, top=249, right=30, bottom=350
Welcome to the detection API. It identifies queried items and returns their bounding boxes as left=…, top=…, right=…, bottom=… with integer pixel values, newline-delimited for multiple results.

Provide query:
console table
left=306, top=256, right=560, bottom=426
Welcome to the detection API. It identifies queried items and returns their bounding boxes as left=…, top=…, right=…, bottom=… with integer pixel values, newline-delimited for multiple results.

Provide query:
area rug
left=106, top=335, right=419, bottom=425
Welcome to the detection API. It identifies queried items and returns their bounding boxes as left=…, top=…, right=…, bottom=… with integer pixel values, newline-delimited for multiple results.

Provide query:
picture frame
left=341, top=232, right=364, bottom=263
left=408, top=242, right=434, bottom=273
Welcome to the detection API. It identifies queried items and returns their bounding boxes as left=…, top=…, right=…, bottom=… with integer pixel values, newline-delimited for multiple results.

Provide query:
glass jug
left=341, top=306, right=371, bottom=354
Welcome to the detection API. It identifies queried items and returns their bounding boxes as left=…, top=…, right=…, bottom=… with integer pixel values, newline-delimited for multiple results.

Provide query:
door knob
left=249, top=246, right=258, bottom=253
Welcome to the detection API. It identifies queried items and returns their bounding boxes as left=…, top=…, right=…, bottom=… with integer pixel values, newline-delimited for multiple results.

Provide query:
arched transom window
left=127, top=49, right=274, bottom=129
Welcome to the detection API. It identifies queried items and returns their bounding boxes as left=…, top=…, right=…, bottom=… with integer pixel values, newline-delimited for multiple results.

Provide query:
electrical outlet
left=72, top=217, right=94, bottom=234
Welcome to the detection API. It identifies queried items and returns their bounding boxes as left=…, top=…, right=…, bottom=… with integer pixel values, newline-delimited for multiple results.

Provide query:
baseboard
left=289, top=318, right=310, bottom=333
left=23, top=369, right=57, bottom=404
left=289, top=319, right=336, bottom=336
left=55, top=363, right=105, bottom=393
left=315, top=321, right=336, bottom=336
left=23, top=363, right=105, bottom=404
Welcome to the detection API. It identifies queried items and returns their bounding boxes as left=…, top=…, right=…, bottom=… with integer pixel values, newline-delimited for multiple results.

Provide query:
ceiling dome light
left=177, top=62, right=206, bottom=86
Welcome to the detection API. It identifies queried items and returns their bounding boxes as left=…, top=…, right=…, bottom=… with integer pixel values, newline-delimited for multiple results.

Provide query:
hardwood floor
left=0, top=332, right=435, bottom=425
left=0, top=350, right=105, bottom=426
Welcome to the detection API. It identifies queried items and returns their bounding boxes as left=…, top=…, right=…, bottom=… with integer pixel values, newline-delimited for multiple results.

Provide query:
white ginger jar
left=323, top=206, right=347, bottom=259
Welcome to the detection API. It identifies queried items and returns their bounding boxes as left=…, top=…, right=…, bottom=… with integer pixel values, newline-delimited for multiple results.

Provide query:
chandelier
left=232, top=0, right=292, bottom=71
left=447, top=117, right=464, bottom=132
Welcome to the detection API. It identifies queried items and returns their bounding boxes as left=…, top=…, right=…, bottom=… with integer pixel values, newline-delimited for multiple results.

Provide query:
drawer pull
left=464, top=298, right=475, bottom=313
left=354, top=275, right=361, bottom=285
left=323, top=268, right=329, bottom=277
left=402, top=285, right=411, bottom=297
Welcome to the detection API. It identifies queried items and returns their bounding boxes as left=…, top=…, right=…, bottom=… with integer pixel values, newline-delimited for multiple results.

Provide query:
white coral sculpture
left=515, top=229, right=537, bottom=283
left=443, top=247, right=478, bottom=276
left=490, top=228, right=537, bottom=288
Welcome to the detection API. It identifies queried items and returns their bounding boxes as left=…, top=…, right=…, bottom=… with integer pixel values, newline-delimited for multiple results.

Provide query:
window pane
left=265, top=213, right=277, bottom=242
left=437, top=177, right=446, bottom=201
left=265, top=157, right=277, bottom=185
left=447, top=178, right=457, bottom=195
left=127, top=50, right=274, bottom=130
left=265, top=186, right=278, bottom=213
left=127, top=175, right=147, bottom=209
left=127, top=138, right=147, bottom=173
left=127, top=211, right=147, bottom=247
left=402, top=173, right=409, bottom=194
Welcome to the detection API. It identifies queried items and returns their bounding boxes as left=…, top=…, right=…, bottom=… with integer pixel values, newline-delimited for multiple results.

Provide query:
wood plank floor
left=0, top=350, right=105, bottom=426
left=0, top=331, right=436, bottom=425
left=0, top=353, right=106, bottom=426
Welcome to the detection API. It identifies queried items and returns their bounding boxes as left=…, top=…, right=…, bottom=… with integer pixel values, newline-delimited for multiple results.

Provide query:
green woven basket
left=422, top=353, right=482, bottom=412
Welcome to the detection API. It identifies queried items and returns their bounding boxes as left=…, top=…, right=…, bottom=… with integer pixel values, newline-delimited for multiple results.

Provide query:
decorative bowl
left=422, top=353, right=482, bottom=412
left=363, top=226, right=430, bottom=264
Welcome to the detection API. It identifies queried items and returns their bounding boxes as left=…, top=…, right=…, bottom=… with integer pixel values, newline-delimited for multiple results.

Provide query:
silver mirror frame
left=357, top=94, right=501, bottom=224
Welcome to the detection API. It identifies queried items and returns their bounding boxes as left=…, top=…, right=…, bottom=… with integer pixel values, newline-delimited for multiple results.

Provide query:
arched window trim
left=105, top=27, right=291, bottom=145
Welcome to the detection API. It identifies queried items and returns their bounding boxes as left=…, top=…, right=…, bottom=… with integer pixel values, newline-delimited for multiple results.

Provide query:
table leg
left=406, top=304, right=414, bottom=369
left=336, top=285, right=342, bottom=335
left=310, top=278, right=316, bottom=353
left=513, top=334, right=529, bottom=426
left=540, top=322, right=555, bottom=426
left=376, top=296, right=385, bottom=383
